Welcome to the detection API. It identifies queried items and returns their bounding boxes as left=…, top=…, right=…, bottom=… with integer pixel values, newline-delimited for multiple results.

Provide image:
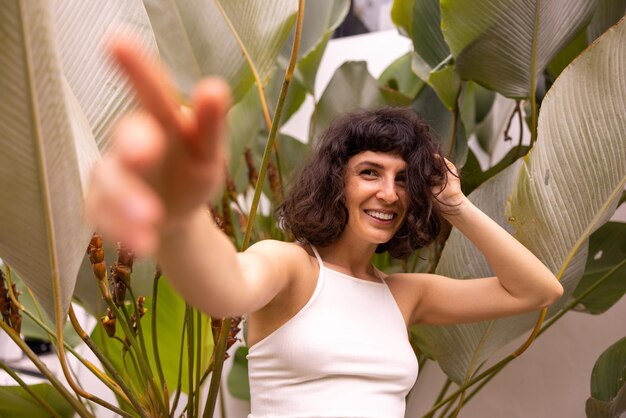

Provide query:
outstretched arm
left=86, top=39, right=295, bottom=318
left=410, top=161, right=564, bottom=325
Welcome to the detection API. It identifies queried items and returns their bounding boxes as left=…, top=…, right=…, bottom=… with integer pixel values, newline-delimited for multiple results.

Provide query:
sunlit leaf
left=0, top=1, right=100, bottom=324
left=440, top=0, right=595, bottom=98
left=51, top=0, right=159, bottom=151
left=391, top=0, right=414, bottom=37
left=379, top=52, right=425, bottom=101
left=281, top=0, right=350, bottom=93
left=310, top=61, right=387, bottom=143
left=410, top=20, right=626, bottom=385
left=142, top=0, right=298, bottom=103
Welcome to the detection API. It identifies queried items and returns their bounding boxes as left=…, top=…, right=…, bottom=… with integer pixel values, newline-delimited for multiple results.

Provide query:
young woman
left=87, top=40, right=563, bottom=417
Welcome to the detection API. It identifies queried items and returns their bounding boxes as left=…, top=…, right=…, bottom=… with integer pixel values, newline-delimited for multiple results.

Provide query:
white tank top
left=247, top=246, right=419, bottom=418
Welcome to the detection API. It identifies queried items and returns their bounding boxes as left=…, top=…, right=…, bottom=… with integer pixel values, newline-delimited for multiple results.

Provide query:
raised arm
left=86, top=39, right=295, bottom=317
left=409, top=160, right=564, bottom=325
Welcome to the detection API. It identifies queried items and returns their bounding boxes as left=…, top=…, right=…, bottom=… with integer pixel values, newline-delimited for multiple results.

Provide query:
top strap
left=310, top=244, right=324, bottom=268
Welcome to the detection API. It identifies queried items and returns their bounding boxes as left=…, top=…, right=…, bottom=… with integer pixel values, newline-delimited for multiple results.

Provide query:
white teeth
left=365, top=210, right=394, bottom=221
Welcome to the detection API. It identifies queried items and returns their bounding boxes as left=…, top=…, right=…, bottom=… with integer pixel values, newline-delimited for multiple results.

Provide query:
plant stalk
left=242, top=0, right=306, bottom=250
left=202, top=318, right=231, bottom=418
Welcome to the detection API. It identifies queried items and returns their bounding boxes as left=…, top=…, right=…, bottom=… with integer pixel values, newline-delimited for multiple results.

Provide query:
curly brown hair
left=277, top=106, right=450, bottom=259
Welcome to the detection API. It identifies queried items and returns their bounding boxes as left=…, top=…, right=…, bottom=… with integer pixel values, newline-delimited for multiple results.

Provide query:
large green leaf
left=407, top=0, right=460, bottom=110
left=0, top=383, right=73, bottom=418
left=411, top=161, right=588, bottom=381
left=91, top=277, right=213, bottom=395
left=281, top=0, right=350, bottom=93
left=411, top=85, right=468, bottom=166
left=587, top=0, right=626, bottom=42
left=379, top=52, right=425, bottom=102
left=51, top=0, right=159, bottom=151
left=142, top=0, right=298, bottom=103
left=474, top=94, right=523, bottom=159
left=0, top=1, right=100, bottom=324
left=391, top=0, right=414, bottom=37
left=410, top=19, right=626, bottom=385
left=227, top=346, right=250, bottom=400
left=586, top=337, right=626, bottom=418
left=440, top=0, right=595, bottom=98
left=310, top=61, right=388, bottom=143
left=573, top=222, right=626, bottom=314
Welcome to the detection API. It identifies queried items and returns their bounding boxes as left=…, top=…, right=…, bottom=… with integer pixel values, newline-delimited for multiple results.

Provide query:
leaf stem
left=242, top=0, right=305, bottom=250
left=169, top=308, right=188, bottom=416
left=202, top=317, right=231, bottom=418
left=151, top=269, right=168, bottom=401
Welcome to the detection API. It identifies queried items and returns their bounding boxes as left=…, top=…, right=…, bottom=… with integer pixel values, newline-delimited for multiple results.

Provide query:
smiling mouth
left=364, top=210, right=396, bottom=221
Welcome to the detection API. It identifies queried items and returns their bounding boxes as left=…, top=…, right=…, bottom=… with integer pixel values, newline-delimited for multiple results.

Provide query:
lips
left=364, top=209, right=396, bottom=221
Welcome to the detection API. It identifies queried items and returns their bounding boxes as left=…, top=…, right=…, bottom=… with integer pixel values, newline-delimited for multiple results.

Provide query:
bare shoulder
left=243, top=240, right=317, bottom=281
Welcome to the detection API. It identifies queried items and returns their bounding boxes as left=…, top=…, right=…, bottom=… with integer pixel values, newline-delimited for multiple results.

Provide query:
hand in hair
left=85, top=37, right=231, bottom=255
left=431, top=158, right=464, bottom=215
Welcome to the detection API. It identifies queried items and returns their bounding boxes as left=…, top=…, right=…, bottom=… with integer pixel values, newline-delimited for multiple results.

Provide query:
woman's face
left=342, top=151, right=408, bottom=245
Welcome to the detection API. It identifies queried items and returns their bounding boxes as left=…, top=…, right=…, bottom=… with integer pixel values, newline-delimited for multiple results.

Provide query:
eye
left=359, top=169, right=378, bottom=178
left=395, top=175, right=407, bottom=185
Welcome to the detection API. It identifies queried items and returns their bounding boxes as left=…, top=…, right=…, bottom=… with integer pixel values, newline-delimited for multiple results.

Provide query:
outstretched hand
left=86, top=38, right=231, bottom=255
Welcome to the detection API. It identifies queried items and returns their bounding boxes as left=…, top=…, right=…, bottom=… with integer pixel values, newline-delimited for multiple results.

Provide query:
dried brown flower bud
left=137, top=296, right=147, bottom=319
left=100, top=308, right=116, bottom=338
left=224, top=170, right=238, bottom=202
left=221, top=194, right=234, bottom=238
left=267, top=160, right=282, bottom=203
left=244, top=147, right=258, bottom=186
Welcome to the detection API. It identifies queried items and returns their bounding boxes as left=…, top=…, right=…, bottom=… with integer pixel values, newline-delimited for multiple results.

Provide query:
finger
left=112, top=113, right=167, bottom=174
left=108, top=36, right=191, bottom=137
left=86, top=160, right=165, bottom=255
left=192, top=77, right=231, bottom=161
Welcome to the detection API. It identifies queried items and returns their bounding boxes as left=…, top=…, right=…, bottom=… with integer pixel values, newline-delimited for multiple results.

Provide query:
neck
left=317, top=232, right=379, bottom=279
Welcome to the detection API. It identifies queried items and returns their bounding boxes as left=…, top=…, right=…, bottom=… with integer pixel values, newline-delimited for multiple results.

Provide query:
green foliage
left=586, top=336, right=626, bottom=418
left=227, top=347, right=251, bottom=400
left=0, top=383, right=74, bottom=418
left=574, top=222, right=626, bottom=314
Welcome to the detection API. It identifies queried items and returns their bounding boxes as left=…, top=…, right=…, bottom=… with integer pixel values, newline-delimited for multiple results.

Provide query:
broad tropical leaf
left=310, top=61, right=388, bottom=142
left=411, top=85, right=468, bottom=166
left=587, top=0, right=626, bottom=41
left=51, top=0, right=159, bottom=151
left=586, top=337, right=626, bottom=418
left=379, top=52, right=425, bottom=102
left=572, top=221, right=626, bottom=314
left=0, top=1, right=100, bottom=323
left=281, top=0, right=350, bottom=93
left=440, top=0, right=595, bottom=98
left=227, top=346, right=251, bottom=400
left=0, top=383, right=73, bottom=418
left=410, top=19, right=626, bottom=385
left=142, top=0, right=298, bottom=103
left=474, top=94, right=528, bottom=160
left=408, top=0, right=460, bottom=110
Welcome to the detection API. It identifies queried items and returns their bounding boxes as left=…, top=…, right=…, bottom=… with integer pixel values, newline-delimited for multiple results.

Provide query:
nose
left=376, top=178, right=399, bottom=204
